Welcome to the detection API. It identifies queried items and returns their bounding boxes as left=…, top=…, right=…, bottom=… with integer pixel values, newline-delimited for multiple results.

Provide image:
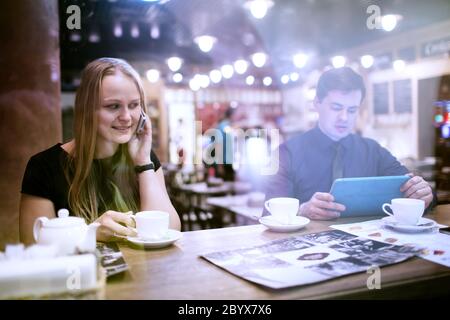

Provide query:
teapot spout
left=78, top=222, right=100, bottom=253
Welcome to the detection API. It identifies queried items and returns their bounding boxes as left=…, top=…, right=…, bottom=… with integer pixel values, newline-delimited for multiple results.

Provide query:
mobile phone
left=136, top=111, right=147, bottom=135
left=440, top=226, right=450, bottom=235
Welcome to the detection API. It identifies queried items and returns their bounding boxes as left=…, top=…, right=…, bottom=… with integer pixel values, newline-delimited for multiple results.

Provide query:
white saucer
left=381, top=216, right=437, bottom=233
left=259, top=216, right=310, bottom=233
left=127, top=229, right=182, bottom=249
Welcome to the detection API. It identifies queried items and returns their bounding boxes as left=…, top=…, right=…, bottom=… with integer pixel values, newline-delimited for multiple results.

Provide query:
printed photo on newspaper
left=201, top=230, right=422, bottom=289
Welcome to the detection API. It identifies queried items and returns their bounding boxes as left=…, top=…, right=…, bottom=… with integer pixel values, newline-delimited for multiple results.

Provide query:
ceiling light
left=172, top=73, right=183, bottom=83
left=281, top=74, right=289, bottom=84
left=381, top=14, right=402, bottom=32
left=150, top=24, right=160, bottom=39
left=234, top=60, right=248, bottom=75
left=69, top=32, right=81, bottom=42
left=130, top=23, right=140, bottom=38
left=290, top=72, right=299, bottom=82
left=209, top=70, right=222, bottom=83
left=251, top=52, right=267, bottom=68
left=146, top=69, right=160, bottom=83
left=167, top=57, right=183, bottom=72
left=221, top=64, right=234, bottom=79
left=244, top=0, right=274, bottom=19
left=189, top=78, right=200, bottom=91
left=194, top=35, right=217, bottom=53
left=360, top=55, right=374, bottom=68
left=246, top=75, right=255, bottom=85
left=293, top=53, right=308, bottom=68
left=88, top=32, right=100, bottom=43
left=198, top=74, right=210, bottom=88
left=263, top=76, right=272, bottom=86
left=393, top=59, right=406, bottom=72
left=113, top=22, right=122, bottom=37
left=331, top=55, right=346, bottom=68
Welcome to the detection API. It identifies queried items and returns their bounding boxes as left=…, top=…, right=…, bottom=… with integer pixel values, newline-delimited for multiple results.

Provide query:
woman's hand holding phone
left=136, top=111, right=147, bottom=135
left=128, top=110, right=153, bottom=166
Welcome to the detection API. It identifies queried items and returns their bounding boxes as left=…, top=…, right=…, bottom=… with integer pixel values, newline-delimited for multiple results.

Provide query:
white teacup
left=264, top=197, right=299, bottom=224
left=131, top=211, right=169, bottom=240
left=382, top=198, right=425, bottom=225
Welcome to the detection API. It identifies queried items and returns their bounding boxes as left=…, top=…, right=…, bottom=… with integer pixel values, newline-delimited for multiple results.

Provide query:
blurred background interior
left=1, top=0, right=450, bottom=247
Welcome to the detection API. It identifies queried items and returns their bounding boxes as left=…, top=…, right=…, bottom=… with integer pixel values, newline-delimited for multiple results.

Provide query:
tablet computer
left=329, top=175, right=409, bottom=217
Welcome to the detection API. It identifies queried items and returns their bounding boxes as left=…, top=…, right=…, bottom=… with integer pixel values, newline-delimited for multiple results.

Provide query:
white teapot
left=33, top=209, right=100, bottom=256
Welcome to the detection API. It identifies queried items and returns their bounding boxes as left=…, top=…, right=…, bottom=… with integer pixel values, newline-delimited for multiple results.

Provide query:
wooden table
left=106, top=205, right=450, bottom=299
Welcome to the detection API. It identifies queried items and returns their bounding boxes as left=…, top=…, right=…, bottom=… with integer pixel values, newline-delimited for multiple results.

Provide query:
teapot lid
left=43, top=209, right=86, bottom=228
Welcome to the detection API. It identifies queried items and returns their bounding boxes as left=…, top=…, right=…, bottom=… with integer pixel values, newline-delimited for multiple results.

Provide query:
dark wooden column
left=0, top=0, right=61, bottom=249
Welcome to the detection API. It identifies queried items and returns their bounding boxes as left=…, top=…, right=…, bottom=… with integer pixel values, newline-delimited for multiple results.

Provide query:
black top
left=264, top=126, right=409, bottom=203
left=21, top=143, right=161, bottom=214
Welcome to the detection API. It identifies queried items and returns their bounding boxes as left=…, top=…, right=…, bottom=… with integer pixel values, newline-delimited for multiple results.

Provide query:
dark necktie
left=332, top=142, right=344, bottom=182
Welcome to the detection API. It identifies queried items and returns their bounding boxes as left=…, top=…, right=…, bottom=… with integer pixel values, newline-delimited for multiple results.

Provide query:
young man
left=265, top=67, right=433, bottom=220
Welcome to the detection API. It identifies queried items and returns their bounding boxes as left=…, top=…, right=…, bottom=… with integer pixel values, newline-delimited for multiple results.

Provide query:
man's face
left=314, top=90, right=362, bottom=141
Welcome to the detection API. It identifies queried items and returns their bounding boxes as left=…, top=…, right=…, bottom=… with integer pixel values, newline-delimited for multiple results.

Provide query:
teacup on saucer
left=382, top=198, right=425, bottom=226
left=381, top=217, right=437, bottom=233
left=134, top=229, right=171, bottom=241
left=259, top=216, right=310, bottom=233
left=131, top=210, right=169, bottom=240
left=264, top=197, right=299, bottom=225
left=127, top=230, right=182, bottom=249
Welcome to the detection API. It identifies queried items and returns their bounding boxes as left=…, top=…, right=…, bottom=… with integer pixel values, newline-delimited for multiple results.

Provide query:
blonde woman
left=20, top=58, right=181, bottom=243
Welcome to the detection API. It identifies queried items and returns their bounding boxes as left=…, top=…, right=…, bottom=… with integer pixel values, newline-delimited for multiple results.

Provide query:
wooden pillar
left=0, top=0, right=61, bottom=249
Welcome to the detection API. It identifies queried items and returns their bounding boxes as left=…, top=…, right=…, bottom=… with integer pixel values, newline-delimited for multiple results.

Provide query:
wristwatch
left=134, top=162, right=155, bottom=173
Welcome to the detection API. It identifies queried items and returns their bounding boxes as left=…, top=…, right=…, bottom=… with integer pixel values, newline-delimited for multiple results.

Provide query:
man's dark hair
left=223, top=106, right=234, bottom=119
left=316, top=67, right=366, bottom=103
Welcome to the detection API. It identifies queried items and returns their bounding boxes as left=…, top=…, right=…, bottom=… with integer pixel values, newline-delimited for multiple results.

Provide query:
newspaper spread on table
left=201, top=229, right=422, bottom=289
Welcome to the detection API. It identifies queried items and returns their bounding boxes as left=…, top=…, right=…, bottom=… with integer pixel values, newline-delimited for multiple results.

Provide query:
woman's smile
left=112, top=125, right=132, bottom=133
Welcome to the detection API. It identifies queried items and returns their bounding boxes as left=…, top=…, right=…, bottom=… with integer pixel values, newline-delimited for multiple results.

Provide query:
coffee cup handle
left=126, top=215, right=138, bottom=237
left=382, top=203, right=393, bottom=216
left=264, top=201, right=271, bottom=213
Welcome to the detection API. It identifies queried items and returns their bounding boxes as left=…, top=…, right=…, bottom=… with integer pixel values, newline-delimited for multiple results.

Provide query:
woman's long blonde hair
left=65, top=58, right=147, bottom=222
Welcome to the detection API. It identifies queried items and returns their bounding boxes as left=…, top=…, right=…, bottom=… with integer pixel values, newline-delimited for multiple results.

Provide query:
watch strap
left=134, top=162, right=155, bottom=173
